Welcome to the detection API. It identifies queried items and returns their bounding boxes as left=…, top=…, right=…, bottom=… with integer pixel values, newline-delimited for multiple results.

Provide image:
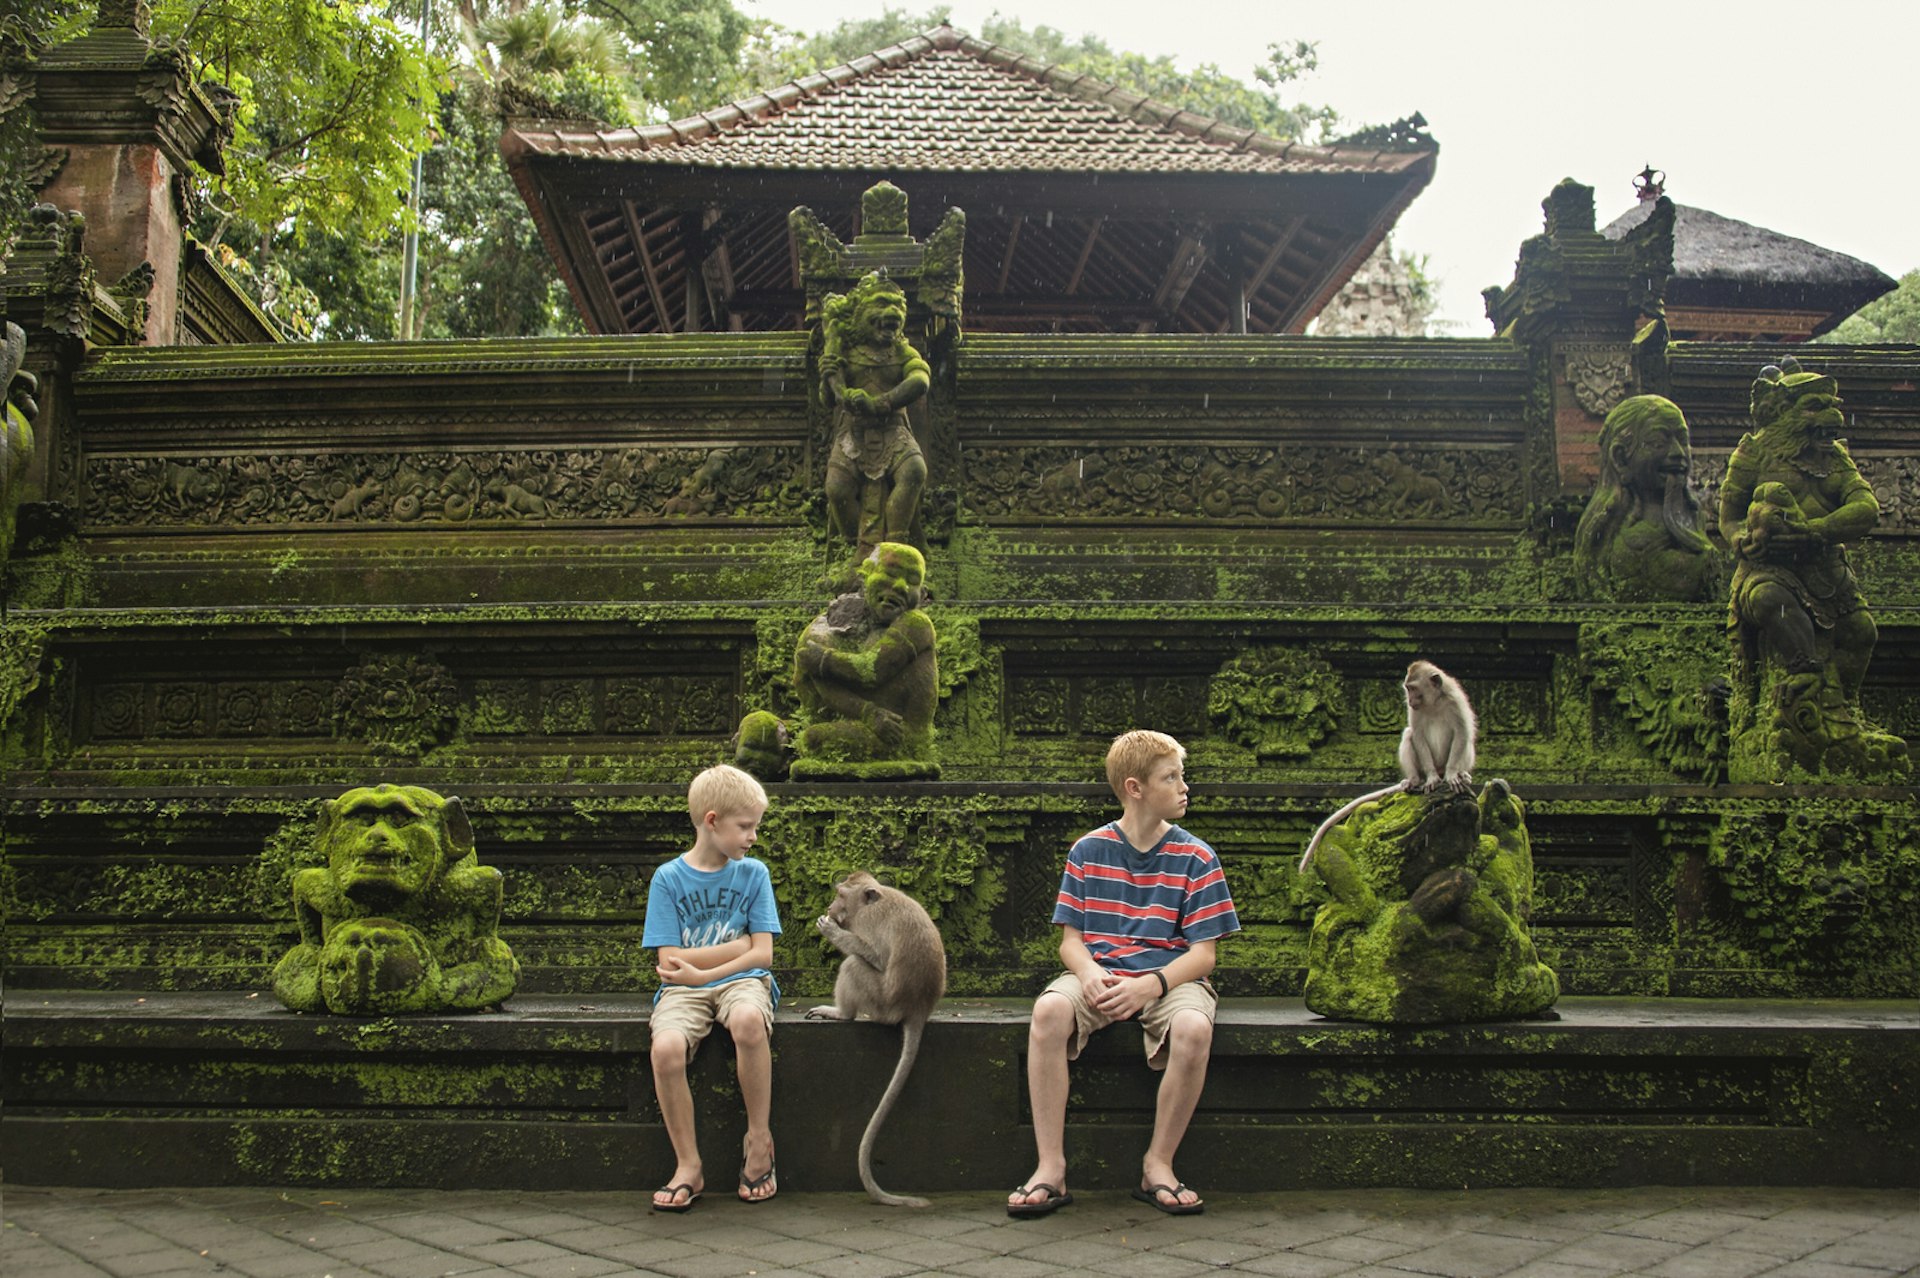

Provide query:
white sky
left=741, top=0, right=1917, bottom=332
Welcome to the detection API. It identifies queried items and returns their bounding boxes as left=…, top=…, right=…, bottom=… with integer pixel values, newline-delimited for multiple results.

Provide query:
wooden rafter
left=997, top=215, right=1024, bottom=294
left=1244, top=216, right=1307, bottom=301
left=619, top=201, right=673, bottom=333
left=1064, top=217, right=1104, bottom=296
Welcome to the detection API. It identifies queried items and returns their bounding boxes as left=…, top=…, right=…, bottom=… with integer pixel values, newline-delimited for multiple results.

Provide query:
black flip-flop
left=1132, top=1182, right=1204, bottom=1215
left=738, top=1164, right=777, bottom=1204
left=651, top=1182, right=701, bottom=1213
left=1006, top=1183, right=1073, bottom=1218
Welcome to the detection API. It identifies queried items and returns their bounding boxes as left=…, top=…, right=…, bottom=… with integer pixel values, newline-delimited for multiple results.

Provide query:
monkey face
left=828, top=872, right=883, bottom=927
left=325, top=788, right=445, bottom=905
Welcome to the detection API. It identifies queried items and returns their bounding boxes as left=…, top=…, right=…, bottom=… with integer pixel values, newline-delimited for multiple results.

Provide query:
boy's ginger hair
left=688, top=763, right=768, bottom=825
left=1104, top=729, right=1185, bottom=800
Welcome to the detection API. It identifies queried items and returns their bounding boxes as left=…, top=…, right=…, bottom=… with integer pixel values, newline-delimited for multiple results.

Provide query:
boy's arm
left=656, top=932, right=774, bottom=986
left=1091, top=940, right=1218, bottom=1022
left=660, top=935, right=754, bottom=968
left=1059, top=926, right=1118, bottom=1003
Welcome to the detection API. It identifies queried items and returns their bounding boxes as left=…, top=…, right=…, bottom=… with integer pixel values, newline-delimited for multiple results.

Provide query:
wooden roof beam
left=1244, top=216, right=1307, bottom=299
left=618, top=201, right=673, bottom=333
left=1064, top=217, right=1104, bottom=296
left=996, top=214, right=1024, bottom=294
left=1140, top=228, right=1208, bottom=333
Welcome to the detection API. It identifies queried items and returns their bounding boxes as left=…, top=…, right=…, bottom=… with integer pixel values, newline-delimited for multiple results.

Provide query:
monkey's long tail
left=1297, top=784, right=1404, bottom=874
left=858, top=1018, right=929, bottom=1208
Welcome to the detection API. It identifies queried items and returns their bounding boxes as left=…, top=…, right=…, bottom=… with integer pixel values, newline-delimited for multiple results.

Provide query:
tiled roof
left=508, top=26, right=1426, bottom=178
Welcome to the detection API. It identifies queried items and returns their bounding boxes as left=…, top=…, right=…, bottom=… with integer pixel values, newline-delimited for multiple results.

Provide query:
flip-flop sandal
left=651, top=1183, right=701, bottom=1213
left=1006, top=1182, right=1073, bottom=1218
left=1132, top=1182, right=1204, bottom=1215
left=738, top=1164, right=777, bottom=1203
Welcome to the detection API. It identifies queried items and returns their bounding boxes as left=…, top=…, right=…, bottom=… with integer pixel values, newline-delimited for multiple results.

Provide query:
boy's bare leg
left=1140, top=1009, right=1211, bottom=1209
left=728, top=1007, right=777, bottom=1201
left=1010, top=993, right=1074, bottom=1207
left=649, top=1030, right=703, bottom=1207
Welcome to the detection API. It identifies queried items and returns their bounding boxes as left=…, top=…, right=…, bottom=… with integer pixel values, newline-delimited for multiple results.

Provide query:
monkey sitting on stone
left=806, top=871, right=947, bottom=1207
left=1298, top=660, right=1477, bottom=873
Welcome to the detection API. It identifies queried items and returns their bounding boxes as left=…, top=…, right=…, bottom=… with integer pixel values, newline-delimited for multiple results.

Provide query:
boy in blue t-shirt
left=1009, top=730, right=1240, bottom=1219
left=642, top=764, right=783, bottom=1211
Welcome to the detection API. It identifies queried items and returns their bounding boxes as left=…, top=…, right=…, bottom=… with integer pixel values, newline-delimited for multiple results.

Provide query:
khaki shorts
left=1038, top=971, right=1218, bottom=1071
left=649, top=977, right=775, bottom=1064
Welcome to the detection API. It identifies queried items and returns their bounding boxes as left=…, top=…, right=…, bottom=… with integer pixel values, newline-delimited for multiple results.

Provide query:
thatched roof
left=1602, top=201, right=1893, bottom=338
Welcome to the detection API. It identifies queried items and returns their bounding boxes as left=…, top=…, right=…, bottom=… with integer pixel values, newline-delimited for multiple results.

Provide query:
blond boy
left=643, top=764, right=782, bottom=1210
left=1009, top=730, right=1240, bottom=1218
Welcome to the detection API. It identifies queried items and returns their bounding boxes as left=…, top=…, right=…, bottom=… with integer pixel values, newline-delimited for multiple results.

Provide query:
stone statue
left=789, top=541, right=938, bottom=780
left=820, top=274, right=930, bottom=552
left=272, top=784, right=520, bottom=1015
left=1572, top=394, right=1718, bottom=602
left=1717, top=359, right=1908, bottom=781
left=2, top=320, right=40, bottom=566
left=1302, top=782, right=1558, bottom=1024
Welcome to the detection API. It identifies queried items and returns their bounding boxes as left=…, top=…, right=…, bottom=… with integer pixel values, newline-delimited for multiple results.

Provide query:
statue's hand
left=863, top=703, right=906, bottom=747
left=797, top=642, right=828, bottom=677
left=841, top=387, right=880, bottom=415
left=1757, top=530, right=1814, bottom=560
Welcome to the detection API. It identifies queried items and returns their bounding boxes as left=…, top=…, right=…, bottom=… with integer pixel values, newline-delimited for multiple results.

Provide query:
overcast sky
left=740, top=0, right=1915, bottom=333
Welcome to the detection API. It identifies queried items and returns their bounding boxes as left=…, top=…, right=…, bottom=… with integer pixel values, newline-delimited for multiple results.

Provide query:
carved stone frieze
left=82, top=445, right=804, bottom=527
left=1006, top=673, right=1210, bottom=739
left=1562, top=342, right=1634, bottom=418
left=964, top=443, right=1521, bottom=523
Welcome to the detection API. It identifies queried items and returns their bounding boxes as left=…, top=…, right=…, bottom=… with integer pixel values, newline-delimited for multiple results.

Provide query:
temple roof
left=501, top=25, right=1436, bottom=335
left=1603, top=200, right=1894, bottom=340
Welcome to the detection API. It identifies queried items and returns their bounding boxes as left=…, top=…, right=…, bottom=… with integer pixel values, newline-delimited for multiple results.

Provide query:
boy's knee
left=726, top=1008, right=769, bottom=1048
left=1168, top=1010, right=1213, bottom=1058
left=1031, top=992, right=1075, bottom=1042
left=650, top=1029, right=690, bottom=1070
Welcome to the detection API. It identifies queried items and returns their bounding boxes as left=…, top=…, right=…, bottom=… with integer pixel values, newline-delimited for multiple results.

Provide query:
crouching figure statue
left=272, top=784, right=520, bottom=1014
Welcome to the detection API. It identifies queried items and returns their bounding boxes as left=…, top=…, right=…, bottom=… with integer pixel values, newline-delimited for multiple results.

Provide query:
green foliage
left=1817, top=269, right=1920, bottom=345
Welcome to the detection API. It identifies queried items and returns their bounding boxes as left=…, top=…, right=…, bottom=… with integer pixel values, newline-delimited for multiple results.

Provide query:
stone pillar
left=23, top=1, right=234, bottom=346
left=1483, top=180, right=1672, bottom=504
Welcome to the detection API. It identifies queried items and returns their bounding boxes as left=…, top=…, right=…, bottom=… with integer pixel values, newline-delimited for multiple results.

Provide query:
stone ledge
left=5, top=994, right=1915, bottom=1191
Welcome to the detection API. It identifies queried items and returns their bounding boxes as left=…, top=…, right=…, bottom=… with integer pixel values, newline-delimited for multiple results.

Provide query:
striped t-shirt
left=1051, top=822, right=1240, bottom=972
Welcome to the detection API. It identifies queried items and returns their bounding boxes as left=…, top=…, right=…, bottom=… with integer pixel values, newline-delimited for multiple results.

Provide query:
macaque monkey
left=806, top=871, right=947, bottom=1207
left=1298, top=660, right=1478, bottom=873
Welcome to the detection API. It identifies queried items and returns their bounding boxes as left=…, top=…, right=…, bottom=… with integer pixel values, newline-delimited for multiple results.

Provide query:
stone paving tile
left=1378, top=1230, right=1560, bottom=1276
left=793, top=1254, right=925, bottom=1278
left=455, top=1237, right=579, bottom=1265
left=1010, top=1236, right=1153, bottom=1268
left=1610, top=1209, right=1761, bottom=1246
left=729, top=1235, right=860, bottom=1266
left=593, top=1236, right=714, bottom=1267
left=939, top=1221, right=1064, bottom=1255
left=945, top=1257, right=1072, bottom=1278
left=1097, top=1253, right=1220, bottom=1278
left=1717, top=1222, right=1859, bottom=1259
left=366, top=1250, right=502, bottom=1278
left=1806, top=1236, right=1920, bottom=1270
left=1763, top=1261, right=1915, bottom=1278
left=1297, top=1233, right=1420, bottom=1264
left=1230, top=1251, right=1363, bottom=1278
left=325, top=1236, right=450, bottom=1265
left=506, top=1254, right=636, bottom=1277
left=1497, top=1262, right=1617, bottom=1278
left=649, top=1251, right=796, bottom=1278
left=1153, top=1234, right=1281, bottom=1266
left=872, top=1237, right=1002, bottom=1268
left=1542, top=1232, right=1692, bottom=1275
left=535, top=1223, right=652, bottom=1252
left=1226, top=1219, right=1374, bottom=1250
left=1637, top=1244, right=1795, bottom=1278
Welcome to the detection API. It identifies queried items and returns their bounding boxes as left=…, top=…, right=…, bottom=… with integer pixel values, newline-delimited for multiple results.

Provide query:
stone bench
left=5, top=993, right=1916, bottom=1191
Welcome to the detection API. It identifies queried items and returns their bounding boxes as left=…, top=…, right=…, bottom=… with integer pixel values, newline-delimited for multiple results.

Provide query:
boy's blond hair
left=1104, top=729, right=1185, bottom=800
left=687, top=763, right=768, bottom=825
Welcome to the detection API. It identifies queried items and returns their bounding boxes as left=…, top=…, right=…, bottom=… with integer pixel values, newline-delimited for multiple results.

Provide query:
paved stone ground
left=4, top=1184, right=1916, bottom=1278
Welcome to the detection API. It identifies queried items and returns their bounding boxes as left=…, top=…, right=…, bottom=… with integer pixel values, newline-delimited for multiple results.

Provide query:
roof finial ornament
left=1634, top=165, right=1665, bottom=202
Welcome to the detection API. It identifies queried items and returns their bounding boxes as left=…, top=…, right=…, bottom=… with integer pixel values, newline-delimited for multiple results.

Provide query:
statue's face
left=1780, top=378, right=1845, bottom=444
left=861, top=547, right=924, bottom=623
left=1619, top=400, right=1691, bottom=492
left=861, top=292, right=907, bottom=344
left=325, top=786, right=444, bottom=902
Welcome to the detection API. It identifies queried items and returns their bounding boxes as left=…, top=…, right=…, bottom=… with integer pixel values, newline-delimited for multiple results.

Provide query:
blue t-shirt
left=1052, top=822, right=1240, bottom=973
left=642, top=855, right=782, bottom=1005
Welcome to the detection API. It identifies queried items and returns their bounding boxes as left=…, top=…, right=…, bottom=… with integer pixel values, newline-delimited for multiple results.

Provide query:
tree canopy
left=1817, top=270, right=1920, bottom=346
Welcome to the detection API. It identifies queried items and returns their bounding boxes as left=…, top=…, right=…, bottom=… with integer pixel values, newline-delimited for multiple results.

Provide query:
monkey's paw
left=1446, top=773, right=1474, bottom=793
left=805, top=1005, right=849, bottom=1021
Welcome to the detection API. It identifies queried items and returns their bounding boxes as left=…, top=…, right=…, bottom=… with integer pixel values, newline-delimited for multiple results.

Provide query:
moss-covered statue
left=820, top=274, right=930, bottom=552
left=2, top=320, right=39, bottom=566
left=787, top=541, right=938, bottom=781
left=1572, top=394, right=1718, bottom=602
left=1717, top=359, right=1909, bottom=782
left=272, top=784, right=520, bottom=1015
left=1302, top=782, right=1558, bottom=1024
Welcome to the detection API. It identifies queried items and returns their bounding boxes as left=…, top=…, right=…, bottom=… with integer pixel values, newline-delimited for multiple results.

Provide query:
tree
left=1818, top=270, right=1920, bottom=345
